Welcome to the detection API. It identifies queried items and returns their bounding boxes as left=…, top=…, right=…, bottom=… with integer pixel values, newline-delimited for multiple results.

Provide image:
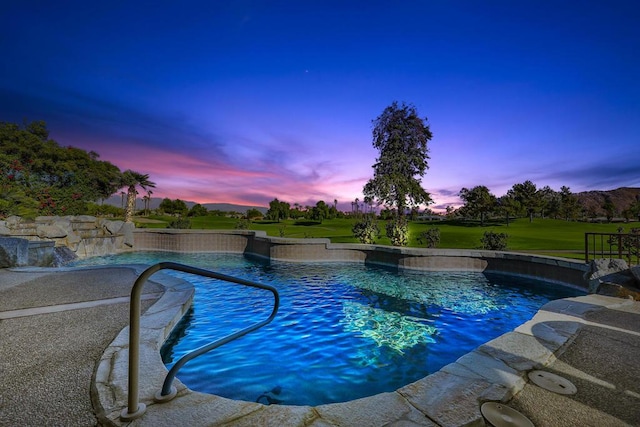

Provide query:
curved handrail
left=120, top=261, right=279, bottom=421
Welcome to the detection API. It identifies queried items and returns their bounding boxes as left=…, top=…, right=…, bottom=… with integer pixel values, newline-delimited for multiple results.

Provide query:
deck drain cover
left=481, top=402, right=534, bottom=427
left=528, top=370, right=577, bottom=395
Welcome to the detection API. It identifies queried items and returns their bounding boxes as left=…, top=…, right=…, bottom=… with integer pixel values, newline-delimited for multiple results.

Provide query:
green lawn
left=133, top=215, right=637, bottom=258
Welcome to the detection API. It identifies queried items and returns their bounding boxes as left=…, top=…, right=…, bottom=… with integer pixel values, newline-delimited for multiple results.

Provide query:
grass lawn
left=133, top=215, right=637, bottom=258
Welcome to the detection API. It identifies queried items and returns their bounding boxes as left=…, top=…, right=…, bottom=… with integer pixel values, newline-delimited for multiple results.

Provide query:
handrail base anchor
left=120, top=403, right=146, bottom=421
left=154, top=386, right=178, bottom=403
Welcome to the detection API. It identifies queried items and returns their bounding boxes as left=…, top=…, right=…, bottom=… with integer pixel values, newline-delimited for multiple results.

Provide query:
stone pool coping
left=94, top=265, right=635, bottom=426
left=132, top=229, right=591, bottom=290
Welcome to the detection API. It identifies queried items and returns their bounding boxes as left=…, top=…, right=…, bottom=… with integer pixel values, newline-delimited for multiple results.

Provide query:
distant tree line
left=457, top=181, right=640, bottom=225
left=156, top=198, right=244, bottom=218
left=264, top=198, right=342, bottom=223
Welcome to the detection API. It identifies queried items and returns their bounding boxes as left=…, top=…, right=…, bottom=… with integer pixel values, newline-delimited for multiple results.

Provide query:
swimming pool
left=73, top=251, right=585, bottom=406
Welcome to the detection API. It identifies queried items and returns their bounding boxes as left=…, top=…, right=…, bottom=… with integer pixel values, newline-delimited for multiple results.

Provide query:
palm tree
left=121, top=170, right=156, bottom=223
left=148, top=190, right=154, bottom=215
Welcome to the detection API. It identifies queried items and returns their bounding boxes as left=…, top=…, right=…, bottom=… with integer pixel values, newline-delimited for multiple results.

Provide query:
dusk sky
left=1, top=1, right=639, bottom=211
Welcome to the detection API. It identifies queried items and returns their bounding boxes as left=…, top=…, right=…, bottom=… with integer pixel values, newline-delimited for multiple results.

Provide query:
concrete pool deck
left=1, top=266, right=639, bottom=426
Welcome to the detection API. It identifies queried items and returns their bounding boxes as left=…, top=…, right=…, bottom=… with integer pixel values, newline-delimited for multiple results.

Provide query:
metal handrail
left=584, top=232, right=640, bottom=266
left=120, top=261, right=279, bottom=421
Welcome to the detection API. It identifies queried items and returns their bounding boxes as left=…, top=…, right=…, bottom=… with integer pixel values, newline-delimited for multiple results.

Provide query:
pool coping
left=93, top=266, right=634, bottom=427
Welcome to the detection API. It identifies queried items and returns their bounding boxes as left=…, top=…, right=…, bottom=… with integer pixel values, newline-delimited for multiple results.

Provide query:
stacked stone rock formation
left=0, top=215, right=134, bottom=267
left=584, top=258, right=640, bottom=298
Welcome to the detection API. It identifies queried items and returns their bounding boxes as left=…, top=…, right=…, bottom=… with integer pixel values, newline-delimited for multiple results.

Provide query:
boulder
left=585, top=258, right=629, bottom=279
left=597, top=282, right=640, bottom=300
left=36, top=224, right=68, bottom=239
left=54, top=218, right=73, bottom=235
left=73, top=215, right=98, bottom=222
left=71, top=215, right=98, bottom=231
left=104, top=220, right=124, bottom=235
left=35, top=215, right=60, bottom=223
left=0, top=222, right=11, bottom=235
left=584, top=258, right=636, bottom=296
left=5, top=215, right=21, bottom=227
left=65, top=230, right=82, bottom=248
left=119, top=222, right=135, bottom=247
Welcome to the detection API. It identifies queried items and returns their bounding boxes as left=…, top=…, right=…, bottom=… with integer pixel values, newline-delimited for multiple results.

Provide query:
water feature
left=53, top=246, right=77, bottom=266
left=73, top=251, right=585, bottom=406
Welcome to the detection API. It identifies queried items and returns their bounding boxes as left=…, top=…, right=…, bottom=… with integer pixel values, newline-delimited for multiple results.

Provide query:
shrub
left=279, top=225, right=287, bottom=237
left=480, top=231, right=509, bottom=250
left=611, top=227, right=640, bottom=261
left=188, top=203, right=208, bottom=217
left=386, top=217, right=409, bottom=246
left=168, top=217, right=191, bottom=229
left=246, top=208, right=263, bottom=220
left=235, top=219, right=250, bottom=230
left=418, top=227, right=440, bottom=248
left=352, top=215, right=380, bottom=244
left=85, top=202, right=123, bottom=217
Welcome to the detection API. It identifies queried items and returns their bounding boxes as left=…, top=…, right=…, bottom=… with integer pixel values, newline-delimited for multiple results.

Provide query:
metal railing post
left=120, top=263, right=163, bottom=421
left=584, top=233, right=589, bottom=263
left=119, top=261, right=279, bottom=421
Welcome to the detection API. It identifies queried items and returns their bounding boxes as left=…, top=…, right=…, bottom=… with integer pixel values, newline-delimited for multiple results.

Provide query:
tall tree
left=602, top=196, right=617, bottom=222
left=159, top=198, right=188, bottom=215
left=144, top=190, right=153, bottom=215
left=537, top=186, right=555, bottom=219
left=363, top=101, right=433, bottom=218
left=508, top=180, right=539, bottom=222
left=559, top=186, right=580, bottom=221
left=188, top=203, right=208, bottom=217
left=496, top=194, right=519, bottom=227
left=459, top=185, right=496, bottom=226
left=310, top=200, right=330, bottom=222
left=266, top=198, right=290, bottom=222
left=121, top=170, right=156, bottom=223
left=631, top=196, right=640, bottom=222
left=544, top=190, right=562, bottom=219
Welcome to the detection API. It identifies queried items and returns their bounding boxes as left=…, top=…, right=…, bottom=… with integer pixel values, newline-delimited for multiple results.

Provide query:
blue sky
left=1, top=1, right=638, bottom=210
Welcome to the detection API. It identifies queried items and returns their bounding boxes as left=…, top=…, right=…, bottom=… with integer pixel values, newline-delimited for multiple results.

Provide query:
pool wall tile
left=133, top=230, right=591, bottom=291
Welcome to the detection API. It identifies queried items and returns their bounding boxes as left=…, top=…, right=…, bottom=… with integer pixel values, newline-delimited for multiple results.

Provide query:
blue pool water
left=73, top=251, right=585, bottom=406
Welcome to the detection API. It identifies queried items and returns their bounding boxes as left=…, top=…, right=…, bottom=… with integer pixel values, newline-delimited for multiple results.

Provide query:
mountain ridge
left=103, top=195, right=268, bottom=214
left=575, top=187, right=640, bottom=217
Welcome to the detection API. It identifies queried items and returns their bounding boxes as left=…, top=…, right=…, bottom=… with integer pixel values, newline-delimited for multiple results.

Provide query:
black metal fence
left=585, top=232, right=640, bottom=266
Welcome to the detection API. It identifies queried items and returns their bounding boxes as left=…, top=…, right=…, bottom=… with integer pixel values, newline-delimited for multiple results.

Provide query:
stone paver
left=509, top=300, right=640, bottom=426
